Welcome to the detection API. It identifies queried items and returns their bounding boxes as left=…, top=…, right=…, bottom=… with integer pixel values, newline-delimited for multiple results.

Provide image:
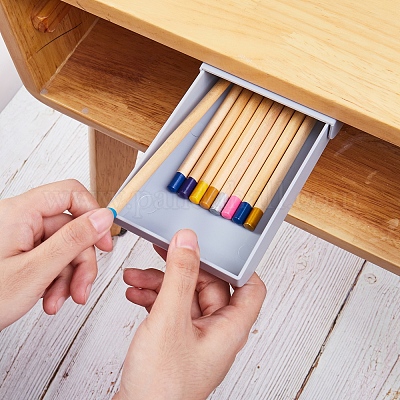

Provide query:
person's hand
left=116, top=229, right=266, bottom=400
left=0, top=179, right=114, bottom=329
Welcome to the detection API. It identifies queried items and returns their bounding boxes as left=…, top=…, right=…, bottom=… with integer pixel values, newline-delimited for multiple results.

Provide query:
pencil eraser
left=167, top=172, right=186, bottom=192
left=189, top=181, right=209, bottom=204
left=221, top=196, right=241, bottom=219
left=108, top=207, right=117, bottom=219
left=232, top=202, right=252, bottom=225
left=177, top=177, right=197, bottom=199
left=210, top=192, right=229, bottom=215
left=200, top=186, right=219, bottom=209
left=243, top=207, right=264, bottom=231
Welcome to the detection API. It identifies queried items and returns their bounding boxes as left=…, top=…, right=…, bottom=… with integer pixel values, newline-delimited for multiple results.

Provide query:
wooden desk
left=62, top=0, right=400, bottom=145
left=1, top=0, right=399, bottom=273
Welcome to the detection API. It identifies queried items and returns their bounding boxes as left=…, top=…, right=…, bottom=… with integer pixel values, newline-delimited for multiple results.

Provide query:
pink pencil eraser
left=221, top=196, right=242, bottom=219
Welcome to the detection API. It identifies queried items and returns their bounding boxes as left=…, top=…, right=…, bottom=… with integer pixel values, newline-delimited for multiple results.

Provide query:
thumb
left=151, top=229, right=200, bottom=323
left=23, top=208, right=114, bottom=286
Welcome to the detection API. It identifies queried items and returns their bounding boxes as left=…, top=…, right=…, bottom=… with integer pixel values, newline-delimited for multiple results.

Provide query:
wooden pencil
left=177, top=88, right=253, bottom=199
left=167, top=84, right=243, bottom=192
left=196, top=92, right=264, bottom=208
left=221, top=105, right=293, bottom=219
left=232, top=110, right=306, bottom=224
left=204, top=97, right=273, bottom=213
left=211, top=101, right=283, bottom=215
left=243, top=116, right=316, bottom=231
left=107, top=78, right=231, bottom=216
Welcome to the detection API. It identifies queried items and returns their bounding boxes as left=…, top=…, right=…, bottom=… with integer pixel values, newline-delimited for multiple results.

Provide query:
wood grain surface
left=0, top=0, right=95, bottom=92
left=89, top=128, right=138, bottom=235
left=31, top=0, right=72, bottom=33
left=42, top=19, right=201, bottom=150
left=62, top=0, right=400, bottom=145
left=289, top=125, right=400, bottom=275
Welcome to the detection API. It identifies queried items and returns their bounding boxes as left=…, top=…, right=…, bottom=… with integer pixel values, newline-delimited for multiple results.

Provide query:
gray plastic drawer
left=115, top=64, right=342, bottom=286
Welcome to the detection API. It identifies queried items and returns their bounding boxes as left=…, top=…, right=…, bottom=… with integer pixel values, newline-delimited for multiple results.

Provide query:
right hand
left=116, top=229, right=266, bottom=400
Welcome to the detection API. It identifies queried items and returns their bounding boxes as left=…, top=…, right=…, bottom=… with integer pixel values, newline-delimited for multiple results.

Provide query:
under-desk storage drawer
left=114, top=64, right=342, bottom=286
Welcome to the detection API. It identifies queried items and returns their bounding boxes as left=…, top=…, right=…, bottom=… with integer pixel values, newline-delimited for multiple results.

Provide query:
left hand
left=0, top=180, right=114, bottom=329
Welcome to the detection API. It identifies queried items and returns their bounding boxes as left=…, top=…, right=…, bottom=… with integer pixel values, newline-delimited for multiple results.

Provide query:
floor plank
left=0, top=89, right=89, bottom=198
left=378, top=360, right=400, bottom=400
left=209, top=222, right=364, bottom=399
left=0, top=89, right=61, bottom=195
left=299, top=262, right=400, bottom=400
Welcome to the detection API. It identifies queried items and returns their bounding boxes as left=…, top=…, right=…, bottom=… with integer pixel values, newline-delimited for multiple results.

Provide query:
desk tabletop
left=63, top=0, right=400, bottom=145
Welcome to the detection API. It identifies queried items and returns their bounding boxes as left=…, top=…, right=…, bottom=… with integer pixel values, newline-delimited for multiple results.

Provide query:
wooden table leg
left=89, top=128, right=138, bottom=236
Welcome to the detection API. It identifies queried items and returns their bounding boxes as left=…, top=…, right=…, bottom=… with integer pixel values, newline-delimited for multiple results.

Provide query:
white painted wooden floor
left=1, top=88, right=399, bottom=400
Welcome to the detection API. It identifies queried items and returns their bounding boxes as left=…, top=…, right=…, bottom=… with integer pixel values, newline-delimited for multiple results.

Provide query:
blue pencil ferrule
left=232, top=202, right=252, bottom=225
left=108, top=207, right=117, bottom=219
left=177, top=177, right=197, bottom=199
left=167, top=172, right=186, bottom=192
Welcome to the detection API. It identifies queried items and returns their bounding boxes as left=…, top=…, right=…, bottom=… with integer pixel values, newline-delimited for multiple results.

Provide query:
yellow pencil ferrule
left=199, top=186, right=219, bottom=210
left=189, top=181, right=209, bottom=204
left=243, top=207, right=264, bottom=231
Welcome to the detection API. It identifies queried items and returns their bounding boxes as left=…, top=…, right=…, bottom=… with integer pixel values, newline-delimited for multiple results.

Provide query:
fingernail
left=85, top=284, right=92, bottom=304
left=175, top=229, right=199, bottom=252
left=89, top=208, right=114, bottom=234
left=55, top=297, right=66, bottom=314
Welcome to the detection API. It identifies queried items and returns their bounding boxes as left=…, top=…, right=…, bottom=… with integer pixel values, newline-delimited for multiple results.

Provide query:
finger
left=19, top=208, right=114, bottom=290
left=0, top=198, right=39, bottom=256
left=196, top=269, right=231, bottom=316
left=5, top=180, right=112, bottom=255
left=126, top=286, right=200, bottom=317
left=42, top=213, right=73, bottom=237
left=43, top=213, right=113, bottom=253
left=209, top=273, right=266, bottom=350
left=42, top=213, right=107, bottom=304
left=228, top=273, right=266, bottom=325
left=20, top=179, right=100, bottom=218
left=126, top=287, right=158, bottom=312
left=151, top=229, right=200, bottom=323
left=94, top=233, right=113, bottom=253
left=191, top=290, right=202, bottom=320
left=42, top=264, right=74, bottom=315
left=69, top=245, right=97, bottom=305
left=123, top=268, right=164, bottom=291
left=124, top=268, right=202, bottom=319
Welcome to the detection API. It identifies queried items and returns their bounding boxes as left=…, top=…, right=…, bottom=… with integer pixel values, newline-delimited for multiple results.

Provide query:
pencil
left=221, top=106, right=294, bottom=220
left=196, top=92, right=264, bottom=208
left=202, top=97, right=273, bottom=213
left=210, top=101, right=283, bottom=215
left=177, top=89, right=253, bottom=199
left=107, top=78, right=231, bottom=217
left=243, top=116, right=316, bottom=231
left=232, top=110, right=305, bottom=224
left=167, top=84, right=243, bottom=192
